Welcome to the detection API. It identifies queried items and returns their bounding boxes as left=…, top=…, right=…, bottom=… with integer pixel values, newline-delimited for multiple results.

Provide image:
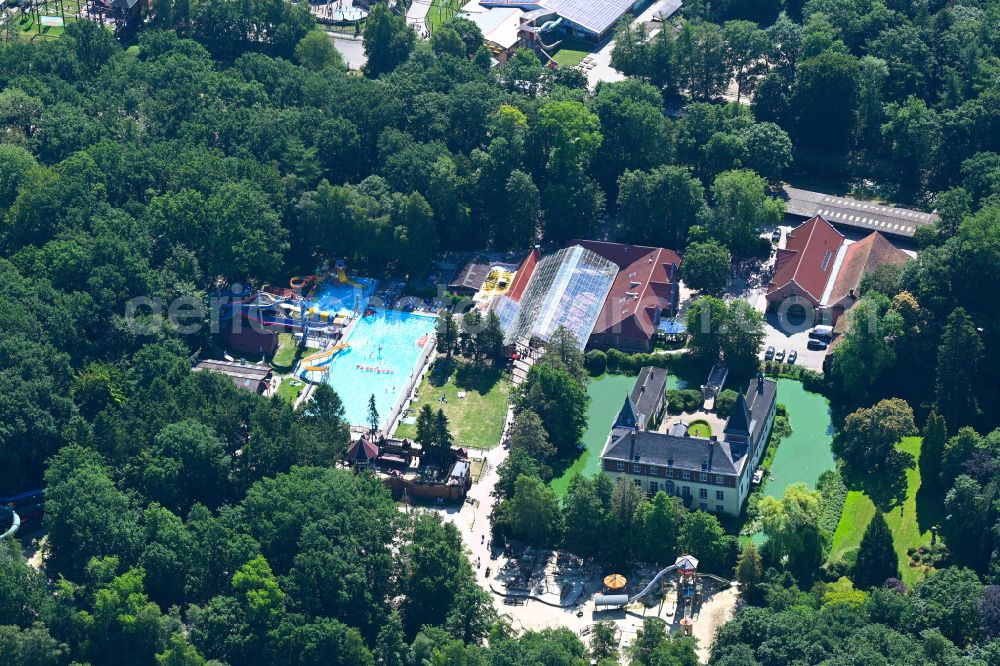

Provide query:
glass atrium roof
left=494, top=245, right=618, bottom=349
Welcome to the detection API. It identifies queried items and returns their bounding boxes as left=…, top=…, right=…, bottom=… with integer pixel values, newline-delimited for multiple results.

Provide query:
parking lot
left=761, top=313, right=830, bottom=371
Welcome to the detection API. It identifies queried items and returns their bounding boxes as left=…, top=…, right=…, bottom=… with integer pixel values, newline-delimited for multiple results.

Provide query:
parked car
left=787, top=350, right=798, bottom=364
left=771, top=228, right=782, bottom=242
left=775, top=348, right=786, bottom=362
left=764, top=345, right=775, bottom=360
left=807, top=338, right=829, bottom=350
left=809, top=325, right=834, bottom=340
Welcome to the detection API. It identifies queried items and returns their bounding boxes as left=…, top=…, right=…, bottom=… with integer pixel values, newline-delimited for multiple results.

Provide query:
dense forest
left=0, top=0, right=999, bottom=661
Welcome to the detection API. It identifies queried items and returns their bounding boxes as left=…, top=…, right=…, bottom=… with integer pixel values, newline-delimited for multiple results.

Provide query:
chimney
left=757, top=371, right=765, bottom=394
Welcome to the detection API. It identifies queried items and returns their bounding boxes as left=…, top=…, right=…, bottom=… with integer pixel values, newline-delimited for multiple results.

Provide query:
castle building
left=600, top=373, right=777, bottom=516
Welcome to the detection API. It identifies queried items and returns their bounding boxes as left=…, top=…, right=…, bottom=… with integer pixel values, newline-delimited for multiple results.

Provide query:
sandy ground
left=329, top=34, right=368, bottom=71
left=692, top=587, right=738, bottom=662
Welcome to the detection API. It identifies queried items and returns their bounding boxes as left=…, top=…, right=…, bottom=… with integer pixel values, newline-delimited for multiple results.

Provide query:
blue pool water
left=312, top=278, right=378, bottom=316
left=325, top=310, right=437, bottom=429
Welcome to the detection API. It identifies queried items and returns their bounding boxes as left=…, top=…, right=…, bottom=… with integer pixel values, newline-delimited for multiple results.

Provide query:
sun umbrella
left=603, top=574, right=627, bottom=590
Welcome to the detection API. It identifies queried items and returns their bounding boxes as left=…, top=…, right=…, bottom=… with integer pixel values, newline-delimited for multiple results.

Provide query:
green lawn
left=276, top=377, right=306, bottom=404
left=829, top=437, right=939, bottom=587
left=551, top=40, right=592, bottom=68
left=471, top=459, right=484, bottom=483
left=426, top=0, right=461, bottom=32
left=393, top=359, right=510, bottom=450
left=14, top=1, right=84, bottom=40
left=270, top=333, right=301, bottom=373
left=687, top=420, right=712, bottom=438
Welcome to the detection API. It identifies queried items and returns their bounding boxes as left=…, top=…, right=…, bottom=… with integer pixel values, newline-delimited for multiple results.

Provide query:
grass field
left=270, top=333, right=301, bottom=372
left=687, top=420, right=712, bottom=438
left=551, top=40, right=592, bottom=68
left=393, top=359, right=510, bottom=450
left=426, top=0, right=461, bottom=32
left=276, top=377, right=305, bottom=404
left=13, top=0, right=84, bottom=40
left=471, top=458, right=484, bottom=483
left=829, top=437, right=940, bottom=587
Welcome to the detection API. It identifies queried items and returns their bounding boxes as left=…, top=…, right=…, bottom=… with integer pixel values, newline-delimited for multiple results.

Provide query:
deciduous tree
left=363, top=2, right=414, bottom=77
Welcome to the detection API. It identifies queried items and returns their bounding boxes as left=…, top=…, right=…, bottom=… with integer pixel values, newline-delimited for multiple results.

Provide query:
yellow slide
left=302, top=342, right=350, bottom=372
left=337, top=268, right=360, bottom=288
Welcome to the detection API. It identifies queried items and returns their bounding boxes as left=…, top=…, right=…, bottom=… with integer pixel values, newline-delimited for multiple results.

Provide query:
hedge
left=584, top=349, right=607, bottom=376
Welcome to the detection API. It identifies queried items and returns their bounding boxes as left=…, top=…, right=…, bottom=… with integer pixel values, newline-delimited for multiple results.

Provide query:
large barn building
left=766, top=215, right=911, bottom=324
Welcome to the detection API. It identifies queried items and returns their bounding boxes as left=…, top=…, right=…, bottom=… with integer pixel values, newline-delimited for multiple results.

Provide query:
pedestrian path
left=406, top=0, right=432, bottom=38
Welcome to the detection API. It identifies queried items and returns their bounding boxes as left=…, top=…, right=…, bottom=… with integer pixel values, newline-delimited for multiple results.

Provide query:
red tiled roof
left=827, top=232, right=910, bottom=305
left=767, top=216, right=845, bottom=303
left=346, top=436, right=380, bottom=462
left=506, top=249, right=538, bottom=302
left=571, top=240, right=682, bottom=341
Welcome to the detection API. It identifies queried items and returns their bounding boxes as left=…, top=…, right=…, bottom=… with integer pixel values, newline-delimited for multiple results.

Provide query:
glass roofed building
left=494, top=245, right=618, bottom=350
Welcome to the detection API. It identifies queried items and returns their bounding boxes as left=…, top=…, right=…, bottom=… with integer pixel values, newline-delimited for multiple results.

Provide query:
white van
left=809, top=325, right=834, bottom=340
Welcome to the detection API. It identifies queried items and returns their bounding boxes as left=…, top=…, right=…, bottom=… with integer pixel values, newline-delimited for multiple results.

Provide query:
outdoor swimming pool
left=325, top=310, right=437, bottom=430
left=312, top=278, right=378, bottom=317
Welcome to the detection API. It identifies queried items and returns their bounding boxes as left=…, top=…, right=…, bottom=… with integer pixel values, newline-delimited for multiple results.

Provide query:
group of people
left=356, top=363, right=394, bottom=374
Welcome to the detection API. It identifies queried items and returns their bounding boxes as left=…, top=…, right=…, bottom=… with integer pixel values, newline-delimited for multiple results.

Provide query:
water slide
left=627, top=564, right=679, bottom=604
left=290, top=274, right=323, bottom=298
left=0, top=506, right=20, bottom=539
left=302, top=342, right=350, bottom=372
left=0, top=488, right=39, bottom=540
left=594, top=564, right=679, bottom=609
left=337, top=267, right=360, bottom=288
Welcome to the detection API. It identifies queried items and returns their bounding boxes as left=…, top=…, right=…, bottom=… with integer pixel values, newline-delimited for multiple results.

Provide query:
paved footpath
left=406, top=0, right=432, bottom=38
left=436, top=404, right=514, bottom=607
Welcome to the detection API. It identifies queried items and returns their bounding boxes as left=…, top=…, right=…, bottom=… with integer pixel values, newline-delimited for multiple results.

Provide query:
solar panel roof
left=544, top=0, right=635, bottom=34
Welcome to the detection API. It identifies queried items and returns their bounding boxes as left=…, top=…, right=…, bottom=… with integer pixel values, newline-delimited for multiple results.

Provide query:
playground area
left=305, top=0, right=367, bottom=25
left=485, top=548, right=736, bottom=661
left=10, top=0, right=80, bottom=39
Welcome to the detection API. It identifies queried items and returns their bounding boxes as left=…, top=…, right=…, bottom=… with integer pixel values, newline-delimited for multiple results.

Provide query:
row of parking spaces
left=761, top=315, right=830, bottom=372
left=819, top=196, right=935, bottom=222
left=816, top=208, right=917, bottom=234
